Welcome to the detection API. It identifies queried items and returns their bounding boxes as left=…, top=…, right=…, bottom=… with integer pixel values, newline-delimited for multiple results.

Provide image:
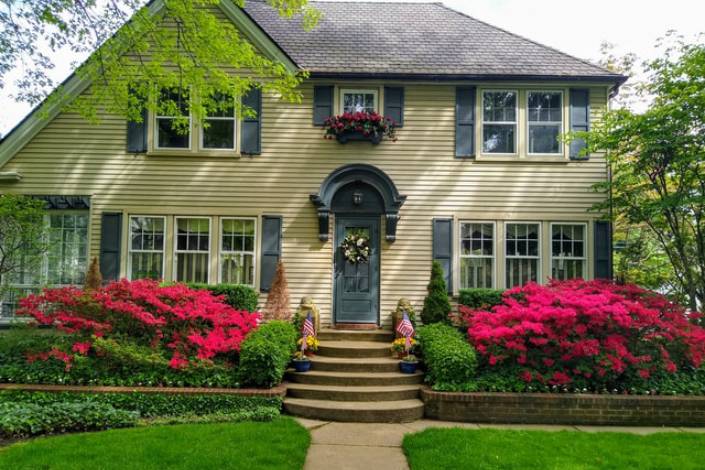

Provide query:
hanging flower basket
left=340, top=231, right=370, bottom=264
left=324, top=112, right=397, bottom=145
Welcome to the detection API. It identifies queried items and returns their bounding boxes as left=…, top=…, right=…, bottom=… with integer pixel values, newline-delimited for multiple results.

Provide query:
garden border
left=0, top=383, right=286, bottom=397
left=421, top=387, right=705, bottom=426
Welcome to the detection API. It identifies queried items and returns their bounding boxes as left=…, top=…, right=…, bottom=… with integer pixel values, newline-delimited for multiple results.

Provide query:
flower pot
left=335, top=131, right=382, bottom=145
left=399, top=361, right=418, bottom=374
left=293, top=359, right=312, bottom=372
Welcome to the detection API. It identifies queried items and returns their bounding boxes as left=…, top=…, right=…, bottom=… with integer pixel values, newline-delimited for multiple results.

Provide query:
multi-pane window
left=156, top=88, right=190, bottom=149
left=460, top=222, right=495, bottom=288
left=483, top=91, right=517, bottom=154
left=505, top=223, right=540, bottom=288
left=341, top=89, right=377, bottom=113
left=174, top=217, right=210, bottom=283
left=128, top=216, right=165, bottom=280
left=220, top=218, right=256, bottom=286
left=202, top=92, right=236, bottom=150
left=551, top=223, right=587, bottom=280
left=528, top=91, right=563, bottom=154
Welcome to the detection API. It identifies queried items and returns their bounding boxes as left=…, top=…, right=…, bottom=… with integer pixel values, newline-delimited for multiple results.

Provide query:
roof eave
left=308, top=71, right=628, bottom=85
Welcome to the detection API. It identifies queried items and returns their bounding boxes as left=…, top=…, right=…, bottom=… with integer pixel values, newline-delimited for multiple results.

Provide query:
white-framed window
left=201, top=92, right=236, bottom=150
left=482, top=90, right=518, bottom=154
left=551, top=223, right=587, bottom=280
left=128, top=216, right=166, bottom=280
left=460, top=222, right=495, bottom=289
left=155, top=87, right=191, bottom=149
left=219, top=218, right=256, bottom=286
left=174, top=217, right=211, bottom=284
left=505, top=222, right=541, bottom=288
left=340, top=88, right=378, bottom=114
left=528, top=91, right=563, bottom=155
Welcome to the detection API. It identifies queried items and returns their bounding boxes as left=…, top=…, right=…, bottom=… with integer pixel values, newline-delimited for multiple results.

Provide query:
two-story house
left=0, top=0, right=626, bottom=327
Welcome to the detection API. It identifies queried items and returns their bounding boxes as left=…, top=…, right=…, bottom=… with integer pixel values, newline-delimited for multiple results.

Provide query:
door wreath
left=341, top=230, right=370, bottom=264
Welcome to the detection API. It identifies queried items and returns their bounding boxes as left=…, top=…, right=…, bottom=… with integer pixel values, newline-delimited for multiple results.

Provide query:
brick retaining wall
left=0, top=383, right=286, bottom=398
left=422, top=388, right=705, bottom=426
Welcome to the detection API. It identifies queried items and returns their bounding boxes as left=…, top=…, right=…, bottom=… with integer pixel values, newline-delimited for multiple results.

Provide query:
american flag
left=301, top=313, right=316, bottom=351
left=396, top=312, right=414, bottom=351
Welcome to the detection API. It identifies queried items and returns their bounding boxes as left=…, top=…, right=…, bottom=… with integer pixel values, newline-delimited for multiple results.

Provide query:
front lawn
left=0, top=418, right=310, bottom=470
left=403, top=428, right=705, bottom=470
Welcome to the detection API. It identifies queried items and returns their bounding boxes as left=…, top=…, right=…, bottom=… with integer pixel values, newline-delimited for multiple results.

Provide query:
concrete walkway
left=295, top=418, right=702, bottom=470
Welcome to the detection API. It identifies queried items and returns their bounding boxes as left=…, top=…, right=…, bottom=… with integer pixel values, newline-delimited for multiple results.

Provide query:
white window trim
left=527, top=90, right=564, bottom=156
left=549, top=222, right=588, bottom=279
left=127, top=215, right=167, bottom=281
left=200, top=98, right=238, bottom=152
left=504, top=221, right=542, bottom=288
left=459, top=221, right=496, bottom=289
left=154, top=89, right=193, bottom=151
left=218, top=216, right=257, bottom=287
left=173, top=216, right=212, bottom=284
left=339, top=88, right=379, bottom=114
left=481, top=89, right=519, bottom=156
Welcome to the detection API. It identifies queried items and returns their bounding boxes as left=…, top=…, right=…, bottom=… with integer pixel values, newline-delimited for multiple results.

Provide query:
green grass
left=0, top=418, right=310, bottom=470
left=403, top=428, right=705, bottom=470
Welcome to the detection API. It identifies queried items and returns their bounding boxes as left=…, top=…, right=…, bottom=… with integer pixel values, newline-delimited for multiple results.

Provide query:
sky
left=1, top=0, right=704, bottom=135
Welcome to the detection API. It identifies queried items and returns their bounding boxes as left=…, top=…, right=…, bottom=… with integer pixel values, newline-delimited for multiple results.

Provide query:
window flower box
left=324, top=112, right=397, bottom=145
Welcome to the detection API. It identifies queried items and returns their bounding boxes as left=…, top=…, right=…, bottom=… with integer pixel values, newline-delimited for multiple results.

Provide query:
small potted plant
left=399, top=354, right=419, bottom=374
left=292, top=351, right=312, bottom=372
left=391, top=337, right=416, bottom=359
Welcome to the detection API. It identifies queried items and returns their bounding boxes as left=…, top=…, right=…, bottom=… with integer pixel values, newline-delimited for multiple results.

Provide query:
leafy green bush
left=417, top=323, right=477, bottom=391
left=239, top=321, right=297, bottom=387
left=188, top=283, right=259, bottom=312
left=0, top=401, right=138, bottom=438
left=458, top=288, right=505, bottom=309
left=421, top=261, right=452, bottom=324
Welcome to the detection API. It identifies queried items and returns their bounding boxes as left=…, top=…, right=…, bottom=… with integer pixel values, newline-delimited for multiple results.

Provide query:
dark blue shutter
left=126, top=87, right=148, bottom=153
left=384, top=87, right=404, bottom=127
left=570, top=89, right=590, bottom=160
left=241, top=88, right=262, bottom=155
left=260, top=215, right=282, bottom=292
left=313, top=85, right=334, bottom=126
left=432, top=218, right=453, bottom=293
left=100, top=213, right=122, bottom=282
left=455, top=86, right=476, bottom=158
left=594, top=220, right=612, bottom=280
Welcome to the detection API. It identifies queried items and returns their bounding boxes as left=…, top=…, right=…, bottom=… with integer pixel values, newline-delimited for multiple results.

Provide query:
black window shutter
left=313, top=85, right=334, bottom=126
left=455, top=86, right=476, bottom=158
left=126, top=88, right=148, bottom=153
left=241, top=88, right=262, bottom=155
left=260, top=215, right=282, bottom=292
left=594, top=220, right=613, bottom=280
left=100, top=213, right=123, bottom=282
left=384, top=86, right=404, bottom=127
left=432, top=218, right=453, bottom=294
left=570, top=88, right=590, bottom=160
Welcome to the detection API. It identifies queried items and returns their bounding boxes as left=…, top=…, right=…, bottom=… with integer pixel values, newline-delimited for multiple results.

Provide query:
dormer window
left=341, top=89, right=377, bottom=113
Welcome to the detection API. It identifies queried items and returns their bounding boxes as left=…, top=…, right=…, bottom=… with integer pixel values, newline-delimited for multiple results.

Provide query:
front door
left=334, top=216, right=380, bottom=324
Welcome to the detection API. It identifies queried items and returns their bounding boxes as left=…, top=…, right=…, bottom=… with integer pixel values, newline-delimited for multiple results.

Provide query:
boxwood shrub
left=187, top=283, right=260, bottom=312
left=458, top=288, right=504, bottom=309
left=238, top=321, right=297, bottom=388
left=417, top=323, right=477, bottom=391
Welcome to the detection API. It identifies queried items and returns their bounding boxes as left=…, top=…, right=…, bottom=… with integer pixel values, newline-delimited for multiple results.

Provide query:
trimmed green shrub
left=0, top=401, right=138, bottom=438
left=187, top=283, right=260, bottom=312
left=239, top=321, right=297, bottom=388
left=458, top=288, right=505, bottom=309
left=421, top=261, right=452, bottom=324
left=417, top=323, right=477, bottom=391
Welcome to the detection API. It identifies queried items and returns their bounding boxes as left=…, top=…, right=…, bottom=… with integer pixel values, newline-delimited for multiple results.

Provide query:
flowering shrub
left=323, top=112, right=397, bottom=142
left=17, top=279, right=260, bottom=370
left=461, top=280, right=705, bottom=390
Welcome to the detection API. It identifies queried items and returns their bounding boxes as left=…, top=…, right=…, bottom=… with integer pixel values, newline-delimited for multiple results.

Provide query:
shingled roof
left=243, top=1, right=624, bottom=83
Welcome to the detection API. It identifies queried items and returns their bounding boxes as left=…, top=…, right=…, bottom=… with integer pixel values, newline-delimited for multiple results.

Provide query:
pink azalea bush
left=460, top=280, right=705, bottom=389
left=18, top=279, right=260, bottom=370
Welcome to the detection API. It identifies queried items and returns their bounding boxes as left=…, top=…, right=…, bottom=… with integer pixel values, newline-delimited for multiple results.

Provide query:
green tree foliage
left=421, top=261, right=451, bottom=324
left=0, top=0, right=320, bottom=126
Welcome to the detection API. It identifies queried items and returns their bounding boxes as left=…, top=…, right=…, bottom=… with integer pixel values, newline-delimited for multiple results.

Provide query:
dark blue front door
left=334, top=216, right=380, bottom=324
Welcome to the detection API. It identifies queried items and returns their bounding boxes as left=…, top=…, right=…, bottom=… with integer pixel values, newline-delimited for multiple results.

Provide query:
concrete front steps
left=283, top=329, right=425, bottom=423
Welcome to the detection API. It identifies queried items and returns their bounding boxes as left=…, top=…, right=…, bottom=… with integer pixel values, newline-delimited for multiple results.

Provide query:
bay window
left=174, top=217, right=211, bottom=283
left=505, top=222, right=540, bottom=288
left=128, top=216, right=166, bottom=280
left=460, top=222, right=495, bottom=288
left=551, top=223, right=587, bottom=280
left=482, top=90, right=517, bottom=154
left=528, top=91, right=563, bottom=154
left=220, top=218, right=256, bottom=286
left=341, top=89, right=377, bottom=113
left=155, top=88, right=190, bottom=149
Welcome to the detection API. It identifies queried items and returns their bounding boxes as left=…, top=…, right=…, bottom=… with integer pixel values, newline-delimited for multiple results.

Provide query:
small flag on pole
left=396, top=312, right=414, bottom=351
left=302, top=313, right=316, bottom=352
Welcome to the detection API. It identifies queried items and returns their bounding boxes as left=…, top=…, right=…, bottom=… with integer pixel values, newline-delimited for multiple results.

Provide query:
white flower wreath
left=341, top=231, right=370, bottom=264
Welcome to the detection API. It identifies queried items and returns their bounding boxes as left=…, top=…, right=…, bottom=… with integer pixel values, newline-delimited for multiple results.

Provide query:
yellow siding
left=0, top=82, right=610, bottom=328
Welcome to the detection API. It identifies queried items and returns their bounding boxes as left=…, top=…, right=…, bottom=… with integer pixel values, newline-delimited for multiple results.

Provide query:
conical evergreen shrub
left=421, top=261, right=452, bottom=324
